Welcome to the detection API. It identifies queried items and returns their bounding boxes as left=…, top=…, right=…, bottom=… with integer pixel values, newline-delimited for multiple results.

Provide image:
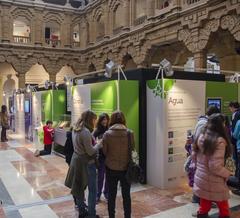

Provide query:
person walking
left=193, top=114, right=232, bottom=218
left=93, top=113, right=110, bottom=203
left=102, top=111, right=134, bottom=218
left=34, top=120, right=54, bottom=156
left=0, top=105, right=9, bottom=142
left=65, top=110, right=101, bottom=218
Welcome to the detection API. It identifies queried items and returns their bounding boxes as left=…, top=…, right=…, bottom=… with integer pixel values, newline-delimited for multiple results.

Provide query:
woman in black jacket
left=93, top=113, right=109, bottom=202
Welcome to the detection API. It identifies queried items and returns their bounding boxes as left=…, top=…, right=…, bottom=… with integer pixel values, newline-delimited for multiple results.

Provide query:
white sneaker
left=34, top=150, right=40, bottom=157
left=192, top=211, right=198, bottom=217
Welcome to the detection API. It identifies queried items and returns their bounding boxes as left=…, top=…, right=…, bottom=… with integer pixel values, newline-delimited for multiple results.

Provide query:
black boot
left=197, top=213, right=209, bottom=218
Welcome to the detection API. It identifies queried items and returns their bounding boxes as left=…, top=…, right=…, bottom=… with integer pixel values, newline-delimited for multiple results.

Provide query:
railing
left=45, top=38, right=61, bottom=47
left=73, top=41, right=80, bottom=47
left=134, top=15, right=147, bottom=26
left=186, top=0, right=201, bottom=4
left=13, top=35, right=31, bottom=44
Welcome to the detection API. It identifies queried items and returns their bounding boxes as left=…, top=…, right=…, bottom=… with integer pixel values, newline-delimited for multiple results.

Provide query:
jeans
left=97, top=158, right=108, bottom=198
left=106, top=167, right=131, bottom=218
left=39, top=144, right=52, bottom=156
left=87, top=163, right=97, bottom=217
left=1, top=127, right=7, bottom=142
left=198, top=198, right=230, bottom=217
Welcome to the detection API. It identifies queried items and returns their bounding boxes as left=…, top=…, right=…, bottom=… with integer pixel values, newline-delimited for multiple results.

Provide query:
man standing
left=229, top=101, right=240, bottom=177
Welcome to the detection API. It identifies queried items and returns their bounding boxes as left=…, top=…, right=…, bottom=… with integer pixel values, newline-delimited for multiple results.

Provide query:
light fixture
left=45, top=80, right=50, bottom=89
left=229, top=73, right=240, bottom=83
left=153, top=59, right=174, bottom=98
left=26, top=85, right=31, bottom=93
left=3, top=92, right=6, bottom=97
left=64, top=76, right=73, bottom=86
left=105, top=61, right=115, bottom=78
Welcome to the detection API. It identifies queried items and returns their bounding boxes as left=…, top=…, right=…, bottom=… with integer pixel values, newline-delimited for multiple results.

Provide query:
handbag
left=225, top=157, right=236, bottom=174
left=125, top=130, right=143, bottom=184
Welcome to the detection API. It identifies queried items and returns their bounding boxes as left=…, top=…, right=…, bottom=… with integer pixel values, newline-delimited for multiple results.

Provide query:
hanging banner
left=147, top=79, right=205, bottom=188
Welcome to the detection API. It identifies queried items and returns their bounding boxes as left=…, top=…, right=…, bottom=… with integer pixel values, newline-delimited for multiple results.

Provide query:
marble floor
left=0, top=135, right=240, bottom=218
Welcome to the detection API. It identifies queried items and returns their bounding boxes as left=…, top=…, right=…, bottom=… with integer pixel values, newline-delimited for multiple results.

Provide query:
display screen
left=207, top=98, right=221, bottom=112
left=25, top=100, right=30, bottom=113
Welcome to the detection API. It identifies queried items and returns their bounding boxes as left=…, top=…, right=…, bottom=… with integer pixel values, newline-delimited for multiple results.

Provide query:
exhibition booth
left=147, top=78, right=239, bottom=188
left=8, top=67, right=240, bottom=186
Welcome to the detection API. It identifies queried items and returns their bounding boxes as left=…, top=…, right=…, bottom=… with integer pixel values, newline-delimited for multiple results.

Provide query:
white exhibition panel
left=32, top=92, right=42, bottom=146
left=147, top=80, right=206, bottom=188
left=14, top=94, right=25, bottom=137
left=71, top=85, right=91, bottom=125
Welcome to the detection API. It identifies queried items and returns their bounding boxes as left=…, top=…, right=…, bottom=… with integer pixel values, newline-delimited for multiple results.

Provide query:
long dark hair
left=96, top=113, right=109, bottom=131
left=194, top=114, right=232, bottom=158
left=1, top=105, right=7, bottom=113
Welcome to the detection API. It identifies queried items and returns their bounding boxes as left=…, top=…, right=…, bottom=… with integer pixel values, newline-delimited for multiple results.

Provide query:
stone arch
left=206, top=29, right=240, bottom=72
left=109, top=1, right=125, bottom=30
left=25, top=63, right=49, bottom=85
left=88, top=63, right=97, bottom=72
left=178, top=13, right=240, bottom=54
left=10, top=7, right=34, bottom=20
left=221, top=14, right=240, bottom=42
left=121, top=53, right=137, bottom=70
left=56, top=65, right=76, bottom=84
left=150, top=41, right=191, bottom=67
left=43, top=12, right=64, bottom=25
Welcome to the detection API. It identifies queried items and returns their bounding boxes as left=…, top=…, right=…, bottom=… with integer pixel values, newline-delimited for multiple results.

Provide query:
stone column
left=88, top=17, right=95, bottom=44
left=123, top=0, right=130, bottom=30
left=194, top=50, right=207, bottom=70
left=146, top=0, right=155, bottom=18
left=62, top=13, right=72, bottom=48
left=18, top=73, right=26, bottom=89
left=49, top=73, right=57, bottom=83
left=34, top=9, right=44, bottom=46
left=104, top=6, right=110, bottom=39
left=1, top=4, right=12, bottom=43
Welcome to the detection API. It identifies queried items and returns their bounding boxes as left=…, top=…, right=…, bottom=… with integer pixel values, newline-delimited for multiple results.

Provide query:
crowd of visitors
left=64, top=110, right=134, bottom=218
left=1, top=99, right=240, bottom=218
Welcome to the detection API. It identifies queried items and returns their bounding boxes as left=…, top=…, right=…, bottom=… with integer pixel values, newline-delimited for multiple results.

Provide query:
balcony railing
left=96, top=35, right=104, bottom=42
left=13, top=35, right=31, bottom=44
left=73, top=41, right=80, bottom=47
left=45, top=38, right=61, bottom=47
left=186, top=0, right=201, bottom=4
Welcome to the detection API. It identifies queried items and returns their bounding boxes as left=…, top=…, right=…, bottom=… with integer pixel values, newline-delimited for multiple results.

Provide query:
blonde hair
left=74, top=110, right=97, bottom=132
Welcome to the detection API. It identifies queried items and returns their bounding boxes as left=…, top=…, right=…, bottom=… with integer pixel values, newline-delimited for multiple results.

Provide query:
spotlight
left=160, top=59, right=174, bottom=77
left=64, top=76, right=73, bottom=86
left=105, top=61, right=115, bottom=78
left=3, top=92, right=6, bottom=97
left=26, top=85, right=31, bottom=93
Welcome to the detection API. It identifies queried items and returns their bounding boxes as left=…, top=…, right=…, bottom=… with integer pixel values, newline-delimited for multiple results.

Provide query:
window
left=13, top=17, right=31, bottom=43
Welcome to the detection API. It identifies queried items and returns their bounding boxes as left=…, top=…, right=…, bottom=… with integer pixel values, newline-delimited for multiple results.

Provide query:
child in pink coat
left=192, top=114, right=232, bottom=218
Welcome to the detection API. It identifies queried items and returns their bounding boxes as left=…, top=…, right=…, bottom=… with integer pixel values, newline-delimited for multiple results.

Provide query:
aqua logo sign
left=168, top=97, right=183, bottom=106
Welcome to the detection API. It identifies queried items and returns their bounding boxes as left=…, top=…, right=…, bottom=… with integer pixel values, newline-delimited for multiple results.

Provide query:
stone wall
left=0, top=0, right=239, bottom=88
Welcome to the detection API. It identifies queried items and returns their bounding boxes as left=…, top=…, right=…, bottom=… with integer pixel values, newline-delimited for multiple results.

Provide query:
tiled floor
left=0, top=135, right=240, bottom=218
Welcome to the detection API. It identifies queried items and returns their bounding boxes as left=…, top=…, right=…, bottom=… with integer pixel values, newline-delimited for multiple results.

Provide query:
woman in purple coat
left=93, top=113, right=110, bottom=203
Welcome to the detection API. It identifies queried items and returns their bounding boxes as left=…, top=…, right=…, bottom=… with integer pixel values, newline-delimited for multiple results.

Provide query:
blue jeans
left=87, top=163, right=97, bottom=217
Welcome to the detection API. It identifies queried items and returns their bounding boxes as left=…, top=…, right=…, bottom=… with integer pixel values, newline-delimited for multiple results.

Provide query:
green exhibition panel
left=71, top=80, right=139, bottom=152
left=206, top=81, right=238, bottom=116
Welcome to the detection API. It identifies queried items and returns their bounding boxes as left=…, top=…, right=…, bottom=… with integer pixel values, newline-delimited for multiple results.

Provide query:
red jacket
left=43, top=125, right=54, bottom=145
